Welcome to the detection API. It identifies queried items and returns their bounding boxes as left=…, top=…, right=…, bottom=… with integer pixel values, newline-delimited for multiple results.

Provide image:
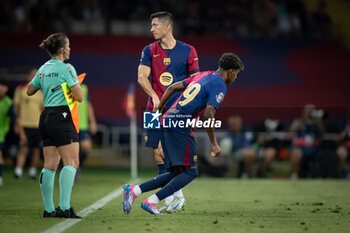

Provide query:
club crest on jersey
left=216, top=92, right=224, bottom=103
left=163, top=58, right=171, bottom=66
left=160, top=72, right=174, bottom=86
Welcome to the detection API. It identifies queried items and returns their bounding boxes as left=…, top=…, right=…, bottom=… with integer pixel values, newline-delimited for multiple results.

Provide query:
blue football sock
left=139, top=171, right=177, bottom=193
left=156, top=168, right=198, bottom=200
left=157, top=164, right=166, bottom=175
left=59, top=166, right=76, bottom=210
left=39, top=169, right=56, bottom=213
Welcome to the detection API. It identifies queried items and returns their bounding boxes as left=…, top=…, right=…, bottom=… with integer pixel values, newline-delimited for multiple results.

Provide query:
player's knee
left=185, top=167, right=198, bottom=179
left=81, top=140, right=92, bottom=153
left=154, top=150, right=164, bottom=164
left=43, top=160, right=59, bottom=171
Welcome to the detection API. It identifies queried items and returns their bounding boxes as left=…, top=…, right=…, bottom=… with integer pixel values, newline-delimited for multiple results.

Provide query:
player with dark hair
left=14, top=68, right=44, bottom=180
left=0, top=78, right=27, bottom=186
left=75, top=83, right=97, bottom=181
left=27, top=32, right=83, bottom=218
left=124, top=53, right=244, bottom=215
left=138, top=11, right=199, bottom=212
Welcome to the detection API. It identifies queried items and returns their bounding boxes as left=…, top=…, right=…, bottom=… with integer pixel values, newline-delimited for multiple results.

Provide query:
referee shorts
left=39, top=106, right=79, bottom=147
left=24, top=128, right=42, bottom=148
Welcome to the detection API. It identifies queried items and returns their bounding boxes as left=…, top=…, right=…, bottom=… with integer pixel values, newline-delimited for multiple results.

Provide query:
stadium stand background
left=0, top=0, right=349, bottom=175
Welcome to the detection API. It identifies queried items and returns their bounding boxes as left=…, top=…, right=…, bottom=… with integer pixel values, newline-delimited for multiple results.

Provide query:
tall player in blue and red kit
left=124, top=53, right=244, bottom=215
left=137, top=11, right=199, bottom=211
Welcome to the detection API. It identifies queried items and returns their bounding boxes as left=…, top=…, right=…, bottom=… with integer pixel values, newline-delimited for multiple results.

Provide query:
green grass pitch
left=1, top=167, right=350, bottom=233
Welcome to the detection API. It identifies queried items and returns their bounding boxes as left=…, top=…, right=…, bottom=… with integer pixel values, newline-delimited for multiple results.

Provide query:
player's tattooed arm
left=158, top=81, right=185, bottom=112
left=203, top=105, right=221, bottom=158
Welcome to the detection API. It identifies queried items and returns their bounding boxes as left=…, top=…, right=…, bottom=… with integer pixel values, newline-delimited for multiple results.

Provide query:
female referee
left=27, top=33, right=83, bottom=218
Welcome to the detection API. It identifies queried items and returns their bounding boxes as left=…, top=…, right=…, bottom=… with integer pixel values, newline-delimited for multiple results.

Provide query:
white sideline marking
left=41, top=179, right=140, bottom=233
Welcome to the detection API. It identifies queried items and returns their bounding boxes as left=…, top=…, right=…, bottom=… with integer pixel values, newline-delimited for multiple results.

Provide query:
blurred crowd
left=200, top=104, right=350, bottom=179
left=1, top=73, right=349, bottom=180
left=0, top=0, right=332, bottom=39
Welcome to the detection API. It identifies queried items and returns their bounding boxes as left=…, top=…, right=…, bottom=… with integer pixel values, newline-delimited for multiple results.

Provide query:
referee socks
left=59, top=166, right=77, bottom=210
left=39, top=169, right=56, bottom=213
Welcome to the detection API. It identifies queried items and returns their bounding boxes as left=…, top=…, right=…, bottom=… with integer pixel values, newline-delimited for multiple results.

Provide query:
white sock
left=134, top=185, right=142, bottom=196
left=165, top=195, right=173, bottom=205
left=148, top=194, right=159, bottom=204
left=173, top=189, right=184, bottom=198
left=29, top=167, right=37, bottom=177
left=15, top=167, right=23, bottom=177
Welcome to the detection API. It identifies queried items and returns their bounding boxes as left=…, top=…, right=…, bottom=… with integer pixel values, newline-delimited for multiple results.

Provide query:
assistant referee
left=27, top=33, right=83, bottom=218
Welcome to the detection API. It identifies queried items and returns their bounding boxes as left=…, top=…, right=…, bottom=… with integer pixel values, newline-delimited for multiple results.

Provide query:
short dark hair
left=39, top=32, right=67, bottom=56
left=0, top=77, right=9, bottom=87
left=219, top=53, right=244, bottom=71
left=150, top=11, right=174, bottom=28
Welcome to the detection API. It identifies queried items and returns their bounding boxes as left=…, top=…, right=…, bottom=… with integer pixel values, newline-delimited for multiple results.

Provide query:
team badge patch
left=216, top=92, right=224, bottom=103
left=160, top=72, right=174, bottom=86
left=193, top=155, right=198, bottom=162
left=163, top=58, right=171, bottom=66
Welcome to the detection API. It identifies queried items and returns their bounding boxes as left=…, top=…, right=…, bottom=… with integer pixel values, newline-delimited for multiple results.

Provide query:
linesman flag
left=61, top=73, right=86, bottom=133
left=124, top=83, right=135, bottom=118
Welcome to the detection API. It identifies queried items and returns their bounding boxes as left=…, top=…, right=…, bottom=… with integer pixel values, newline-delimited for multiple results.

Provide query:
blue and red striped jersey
left=140, top=40, right=199, bottom=111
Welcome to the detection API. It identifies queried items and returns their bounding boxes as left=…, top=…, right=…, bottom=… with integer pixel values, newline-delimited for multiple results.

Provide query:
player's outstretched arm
left=158, top=81, right=185, bottom=112
left=137, top=65, right=160, bottom=109
left=203, top=105, right=221, bottom=158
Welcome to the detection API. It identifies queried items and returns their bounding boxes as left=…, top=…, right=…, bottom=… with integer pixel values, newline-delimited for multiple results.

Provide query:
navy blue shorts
left=144, top=129, right=160, bottom=148
left=161, top=129, right=197, bottom=167
left=293, top=146, right=317, bottom=157
left=0, top=142, right=4, bottom=151
left=78, top=130, right=90, bottom=141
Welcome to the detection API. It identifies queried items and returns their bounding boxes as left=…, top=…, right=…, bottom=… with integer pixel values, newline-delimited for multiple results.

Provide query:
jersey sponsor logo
left=163, top=58, right=171, bottom=66
left=40, top=72, right=59, bottom=79
left=153, top=54, right=160, bottom=57
left=216, top=92, right=224, bottom=103
left=160, top=72, right=173, bottom=86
